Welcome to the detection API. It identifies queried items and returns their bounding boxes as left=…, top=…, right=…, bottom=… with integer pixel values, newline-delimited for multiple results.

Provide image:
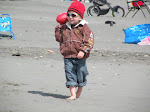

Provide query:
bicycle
left=87, top=0, right=125, bottom=17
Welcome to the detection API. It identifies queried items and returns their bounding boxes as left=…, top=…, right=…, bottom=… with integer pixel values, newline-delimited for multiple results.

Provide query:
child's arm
left=55, top=25, right=63, bottom=42
left=80, top=27, right=94, bottom=55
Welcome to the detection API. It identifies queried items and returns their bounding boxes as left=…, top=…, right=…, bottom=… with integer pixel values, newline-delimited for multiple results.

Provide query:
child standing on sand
left=55, top=1, right=94, bottom=100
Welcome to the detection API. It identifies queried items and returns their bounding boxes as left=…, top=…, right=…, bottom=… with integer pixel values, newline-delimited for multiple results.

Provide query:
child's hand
left=77, top=51, right=85, bottom=59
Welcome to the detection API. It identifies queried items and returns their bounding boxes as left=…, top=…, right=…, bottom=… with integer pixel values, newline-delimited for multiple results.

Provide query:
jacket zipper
left=70, top=29, right=72, bottom=58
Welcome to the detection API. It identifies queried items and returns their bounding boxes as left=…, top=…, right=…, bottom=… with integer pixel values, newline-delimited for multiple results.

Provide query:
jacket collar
left=66, top=20, right=88, bottom=30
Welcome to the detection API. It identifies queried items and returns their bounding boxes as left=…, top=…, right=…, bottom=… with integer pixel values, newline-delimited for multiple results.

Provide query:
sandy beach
left=0, top=0, right=150, bottom=112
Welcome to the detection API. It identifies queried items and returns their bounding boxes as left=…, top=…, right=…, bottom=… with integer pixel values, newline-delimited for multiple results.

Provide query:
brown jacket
left=55, top=20, right=94, bottom=60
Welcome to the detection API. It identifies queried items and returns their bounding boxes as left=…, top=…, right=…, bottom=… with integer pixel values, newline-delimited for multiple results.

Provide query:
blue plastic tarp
left=124, top=24, right=150, bottom=44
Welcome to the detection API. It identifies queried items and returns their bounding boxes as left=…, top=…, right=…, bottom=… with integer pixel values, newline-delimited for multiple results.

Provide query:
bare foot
left=76, top=87, right=83, bottom=98
left=66, top=96, right=76, bottom=100
left=76, top=92, right=81, bottom=98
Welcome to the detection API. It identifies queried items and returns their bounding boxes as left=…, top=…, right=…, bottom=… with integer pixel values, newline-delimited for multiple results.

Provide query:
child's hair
left=67, top=1, right=85, bottom=18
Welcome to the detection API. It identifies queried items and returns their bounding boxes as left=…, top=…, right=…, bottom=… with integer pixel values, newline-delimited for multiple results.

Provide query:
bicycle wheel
left=87, top=6, right=92, bottom=16
left=89, top=5, right=100, bottom=16
left=112, top=7, right=125, bottom=17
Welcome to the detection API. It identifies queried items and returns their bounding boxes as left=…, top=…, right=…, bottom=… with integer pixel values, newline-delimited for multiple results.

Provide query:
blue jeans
left=64, top=58, right=89, bottom=88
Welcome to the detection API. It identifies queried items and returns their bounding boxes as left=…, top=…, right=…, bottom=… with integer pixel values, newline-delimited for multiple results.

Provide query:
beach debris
left=112, top=59, right=116, bottom=62
left=34, top=57, right=38, bottom=59
left=115, top=73, right=120, bottom=76
left=6, top=82, right=19, bottom=87
left=102, top=83, right=107, bottom=85
left=105, top=20, right=116, bottom=26
left=12, top=52, right=21, bottom=56
left=47, top=50, right=54, bottom=53
left=144, top=55, right=149, bottom=57
left=90, top=66, right=95, bottom=68
left=6, top=82, right=27, bottom=86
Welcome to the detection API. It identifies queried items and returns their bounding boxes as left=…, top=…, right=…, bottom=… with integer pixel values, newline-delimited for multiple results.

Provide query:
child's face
left=67, top=11, right=82, bottom=25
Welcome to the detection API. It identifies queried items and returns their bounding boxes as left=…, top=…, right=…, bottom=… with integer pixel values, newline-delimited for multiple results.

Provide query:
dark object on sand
left=12, top=53, right=21, bottom=56
left=105, top=21, right=116, bottom=26
left=0, top=34, right=13, bottom=39
left=87, top=0, right=125, bottom=17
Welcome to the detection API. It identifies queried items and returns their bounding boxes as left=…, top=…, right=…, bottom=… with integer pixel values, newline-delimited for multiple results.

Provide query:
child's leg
left=76, top=87, right=83, bottom=98
left=66, top=86, right=76, bottom=100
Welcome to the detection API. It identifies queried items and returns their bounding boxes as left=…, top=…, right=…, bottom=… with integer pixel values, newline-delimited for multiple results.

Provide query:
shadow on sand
left=28, top=91, right=69, bottom=99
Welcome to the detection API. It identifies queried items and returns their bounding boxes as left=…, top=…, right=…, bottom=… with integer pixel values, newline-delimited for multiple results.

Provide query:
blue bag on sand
left=124, top=24, right=150, bottom=44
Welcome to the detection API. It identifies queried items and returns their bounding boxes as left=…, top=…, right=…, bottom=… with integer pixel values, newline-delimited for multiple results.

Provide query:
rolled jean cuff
left=66, top=81, right=78, bottom=88
left=66, top=80, right=87, bottom=88
left=78, top=79, right=87, bottom=87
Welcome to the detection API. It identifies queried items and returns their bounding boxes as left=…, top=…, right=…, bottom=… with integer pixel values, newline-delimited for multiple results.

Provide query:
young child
left=55, top=1, right=94, bottom=100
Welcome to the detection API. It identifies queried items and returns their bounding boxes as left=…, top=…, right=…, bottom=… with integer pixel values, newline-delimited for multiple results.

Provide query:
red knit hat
left=67, top=1, right=85, bottom=18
